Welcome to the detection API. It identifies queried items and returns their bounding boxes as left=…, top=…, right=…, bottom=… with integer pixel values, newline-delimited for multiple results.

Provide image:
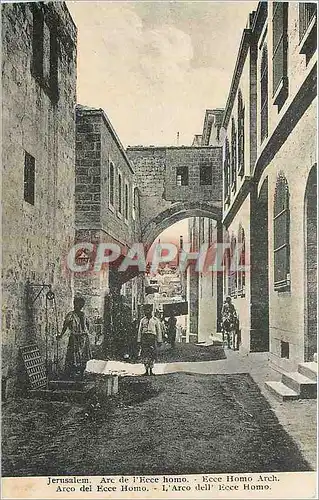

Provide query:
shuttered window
left=272, top=2, right=288, bottom=96
left=237, top=91, right=245, bottom=177
left=32, top=5, right=59, bottom=103
left=118, top=173, right=122, bottom=214
left=231, top=119, right=237, bottom=192
left=299, top=3, right=316, bottom=41
left=237, top=226, right=246, bottom=297
left=260, top=45, right=268, bottom=143
left=125, top=183, right=129, bottom=220
left=229, top=235, right=237, bottom=297
left=109, top=161, right=114, bottom=206
left=224, top=138, right=230, bottom=204
left=274, top=174, right=290, bottom=291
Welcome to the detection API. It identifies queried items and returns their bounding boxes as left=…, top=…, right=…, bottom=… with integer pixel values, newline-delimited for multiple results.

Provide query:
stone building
left=74, top=105, right=144, bottom=355
left=2, top=2, right=77, bottom=391
left=126, top=144, right=222, bottom=249
left=222, top=2, right=317, bottom=373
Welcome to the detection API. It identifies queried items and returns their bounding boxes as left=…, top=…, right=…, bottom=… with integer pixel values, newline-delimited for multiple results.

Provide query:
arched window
left=231, top=118, right=237, bottom=192
left=274, top=173, right=290, bottom=290
left=237, top=225, right=246, bottom=296
left=224, top=138, right=230, bottom=204
left=260, top=44, right=268, bottom=143
left=237, top=91, right=245, bottom=177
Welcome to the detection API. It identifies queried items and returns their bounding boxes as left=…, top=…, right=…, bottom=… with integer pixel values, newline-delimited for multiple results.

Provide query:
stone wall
left=2, top=2, right=77, bottom=392
left=126, top=146, right=222, bottom=243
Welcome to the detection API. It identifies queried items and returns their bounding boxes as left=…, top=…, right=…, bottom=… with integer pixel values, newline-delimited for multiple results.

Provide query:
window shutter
left=273, top=174, right=290, bottom=290
left=272, top=2, right=288, bottom=96
left=260, top=45, right=268, bottom=142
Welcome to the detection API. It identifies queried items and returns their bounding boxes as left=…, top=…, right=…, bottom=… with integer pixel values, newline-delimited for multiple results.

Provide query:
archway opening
left=304, top=164, right=317, bottom=361
left=144, top=215, right=222, bottom=345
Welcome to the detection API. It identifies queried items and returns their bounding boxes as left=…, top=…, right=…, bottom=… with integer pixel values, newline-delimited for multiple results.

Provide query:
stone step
left=298, top=362, right=318, bottom=381
left=27, top=383, right=95, bottom=403
left=265, top=381, right=299, bottom=401
left=282, top=372, right=317, bottom=399
left=48, top=380, right=87, bottom=391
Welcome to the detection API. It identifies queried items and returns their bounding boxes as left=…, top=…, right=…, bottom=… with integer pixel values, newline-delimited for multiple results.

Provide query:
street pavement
left=2, top=343, right=317, bottom=476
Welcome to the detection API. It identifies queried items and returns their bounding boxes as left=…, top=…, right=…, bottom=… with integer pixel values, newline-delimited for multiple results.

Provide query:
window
left=200, top=163, right=212, bottom=185
left=118, top=173, right=122, bottom=214
left=281, top=340, right=289, bottom=359
left=208, top=219, right=213, bottom=246
left=299, top=3, right=317, bottom=61
left=231, top=119, right=237, bottom=192
left=272, top=2, right=288, bottom=101
left=237, top=225, right=246, bottom=297
left=176, top=166, right=189, bottom=186
left=237, top=91, right=245, bottom=177
left=229, top=234, right=237, bottom=297
left=299, top=3, right=316, bottom=41
left=260, top=45, right=269, bottom=143
left=109, top=161, right=114, bottom=207
left=273, top=173, right=290, bottom=291
left=32, top=6, right=58, bottom=103
left=224, top=138, right=230, bottom=203
left=125, top=183, right=129, bottom=220
left=133, top=187, right=139, bottom=220
left=24, top=152, right=35, bottom=205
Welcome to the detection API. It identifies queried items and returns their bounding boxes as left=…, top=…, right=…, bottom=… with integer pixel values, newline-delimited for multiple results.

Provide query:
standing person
left=153, top=310, right=164, bottom=346
left=58, top=297, right=92, bottom=380
left=167, top=312, right=177, bottom=348
left=221, top=296, right=238, bottom=349
left=137, top=305, right=158, bottom=376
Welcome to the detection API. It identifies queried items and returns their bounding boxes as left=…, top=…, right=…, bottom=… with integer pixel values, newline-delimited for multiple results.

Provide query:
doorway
left=304, top=164, right=317, bottom=361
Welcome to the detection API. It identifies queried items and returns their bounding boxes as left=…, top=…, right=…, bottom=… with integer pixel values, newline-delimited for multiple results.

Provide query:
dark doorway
left=304, top=164, right=317, bottom=361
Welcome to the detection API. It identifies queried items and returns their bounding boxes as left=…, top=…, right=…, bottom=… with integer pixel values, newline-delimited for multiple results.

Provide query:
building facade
left=74, top=105, right=144, bottom=353
left=222, top=2, right=317, bottom=371
left=185, top=109, right=225, bottom=343
left=2, top=2, right=77, bottom=391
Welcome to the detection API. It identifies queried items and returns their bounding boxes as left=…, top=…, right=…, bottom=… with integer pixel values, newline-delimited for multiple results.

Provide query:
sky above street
left=68, top=1, right=256, bottom=148
left=67, top=1, right=256, bottom=241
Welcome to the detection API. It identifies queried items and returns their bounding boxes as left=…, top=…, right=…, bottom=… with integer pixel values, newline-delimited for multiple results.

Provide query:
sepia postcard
left=1, top=1, right=318, bottom=499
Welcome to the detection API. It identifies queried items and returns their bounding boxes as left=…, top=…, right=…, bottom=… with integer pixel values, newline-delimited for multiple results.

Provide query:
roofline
left=222, top=28, right=251, bottom=129
left=76, top=105, right=135, bottom=174
left=202, top=108, right=224, bottom=143
left=251, top=2, right=268, bottom=38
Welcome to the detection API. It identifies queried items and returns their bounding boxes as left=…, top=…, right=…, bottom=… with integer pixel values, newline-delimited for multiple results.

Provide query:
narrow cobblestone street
left=2, top=347, right=316, bottom=477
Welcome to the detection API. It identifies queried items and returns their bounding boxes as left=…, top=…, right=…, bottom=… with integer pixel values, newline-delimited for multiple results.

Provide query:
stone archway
left=304, top=164, right=317, bottom=361
left=142, top=201, right=222, bottom=249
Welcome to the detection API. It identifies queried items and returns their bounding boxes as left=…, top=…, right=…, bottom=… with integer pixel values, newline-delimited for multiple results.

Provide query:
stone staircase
left=265, top=361, right=317, bottom=401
